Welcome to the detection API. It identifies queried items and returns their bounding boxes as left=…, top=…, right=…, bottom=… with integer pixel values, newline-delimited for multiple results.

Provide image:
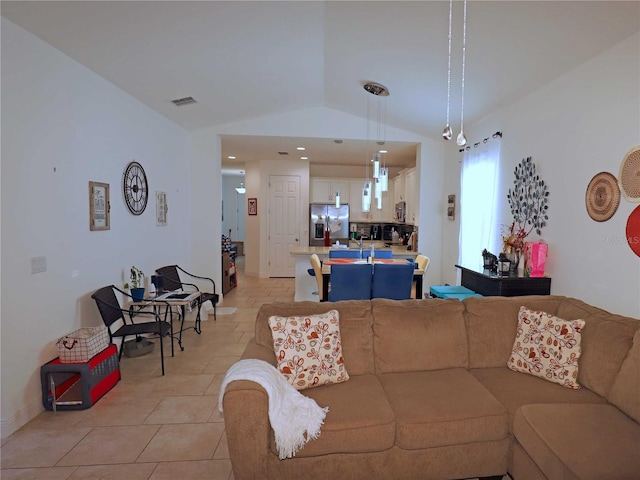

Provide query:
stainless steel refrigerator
left=309, top=203, right=350, bottom=246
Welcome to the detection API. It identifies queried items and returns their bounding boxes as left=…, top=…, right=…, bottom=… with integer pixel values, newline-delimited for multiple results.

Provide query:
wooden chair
left=415, top=254, right=430, bottom=273
left=310, top=254, right=324, bottom=301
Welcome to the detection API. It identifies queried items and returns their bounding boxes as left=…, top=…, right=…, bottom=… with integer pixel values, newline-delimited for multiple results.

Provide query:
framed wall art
left=156, top=191, right=168, bottom=226
left=447, top=194, right=456, bottom=221
left=248, top=197, right=258, bottom=216
left=89, top=181, right=110, bottom=231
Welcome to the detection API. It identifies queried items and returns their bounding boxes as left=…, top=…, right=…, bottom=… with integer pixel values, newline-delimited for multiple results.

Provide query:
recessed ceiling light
left=227, top=155, right=236, bottom=159
left=300, top=156, right=308, bottom=160
left=297, top=146, right=306, bottom=151
left=378, top=150, right=388, bottom=154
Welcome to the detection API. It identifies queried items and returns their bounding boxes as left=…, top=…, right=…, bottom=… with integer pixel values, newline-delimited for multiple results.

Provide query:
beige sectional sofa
left=221, top=296, right=640, bottom=480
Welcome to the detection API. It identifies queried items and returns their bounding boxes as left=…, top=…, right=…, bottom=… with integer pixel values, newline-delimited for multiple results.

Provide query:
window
left=459, top=141, right=501, bottom=269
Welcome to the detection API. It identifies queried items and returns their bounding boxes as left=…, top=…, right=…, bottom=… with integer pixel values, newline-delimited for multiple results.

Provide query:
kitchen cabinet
left=404, top=167, right=418, bottom=225
left=310, top=178, right=349, bottom=204
left=393, top=173, right=406, bottom=204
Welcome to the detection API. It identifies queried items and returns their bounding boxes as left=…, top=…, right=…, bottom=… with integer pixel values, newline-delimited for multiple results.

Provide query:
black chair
left=91, top=285, right=172, bottom=375
left=155, top=265, right=219, bottom=320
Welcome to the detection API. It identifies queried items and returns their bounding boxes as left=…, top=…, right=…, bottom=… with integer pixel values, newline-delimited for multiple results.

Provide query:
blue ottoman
left=430, top=285, right=476, bottom=298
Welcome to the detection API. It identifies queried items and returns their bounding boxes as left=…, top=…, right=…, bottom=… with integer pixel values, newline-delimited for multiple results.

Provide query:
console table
left=455, top=264, right=551, bottom=297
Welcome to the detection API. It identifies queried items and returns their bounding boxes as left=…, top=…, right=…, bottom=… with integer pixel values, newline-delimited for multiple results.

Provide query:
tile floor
left=1, top=256, right=295, bottom=480
left=1, top=259, right=509, bottom=480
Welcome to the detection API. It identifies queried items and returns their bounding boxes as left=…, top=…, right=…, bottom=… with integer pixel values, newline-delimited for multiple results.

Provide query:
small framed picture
left=447, top=194, right=456, bottom=221
left=89, top=181, right=110, bottom=231
left=248, top=197, right=258, bottom=216
left=156, top=191, right=168, bottom=226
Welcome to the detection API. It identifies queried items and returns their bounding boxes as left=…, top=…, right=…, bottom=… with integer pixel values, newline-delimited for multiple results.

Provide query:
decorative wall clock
left=122, top=161, right=148, bottom=215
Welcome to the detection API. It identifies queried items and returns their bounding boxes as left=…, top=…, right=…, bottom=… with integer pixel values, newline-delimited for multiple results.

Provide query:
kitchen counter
left=291, top=244, right=418, bottom=257
left=291, top=245, right=420, bottom=301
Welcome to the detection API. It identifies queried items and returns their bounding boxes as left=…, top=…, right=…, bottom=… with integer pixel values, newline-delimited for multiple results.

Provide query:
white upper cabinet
left=310, top=178, right=349, bottom=204
left=404, top=167, right=418, bottom=225
left=393, top=173, right=406, bottom=204
left=312, top=177, right=395, bottom=222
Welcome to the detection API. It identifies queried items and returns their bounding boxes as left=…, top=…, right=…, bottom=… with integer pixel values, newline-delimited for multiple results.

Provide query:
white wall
left=442, top=33, right=640, bottom=318
left=1, top=19, right=192, bottom=438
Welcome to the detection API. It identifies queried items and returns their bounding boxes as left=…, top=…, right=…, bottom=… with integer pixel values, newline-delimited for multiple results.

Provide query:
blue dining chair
left=371, top=262, right=415, bottom=300
left=329, top=249, right=361, bottom=259
left=328, top=263, right=373, bottom=301
left=363, top=249, right=393, bottom=260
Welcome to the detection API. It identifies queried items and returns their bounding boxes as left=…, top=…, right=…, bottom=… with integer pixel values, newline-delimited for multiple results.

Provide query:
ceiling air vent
left=278, top=151, right=289, bottom=155
left=171, top=96, right=197, bottom=106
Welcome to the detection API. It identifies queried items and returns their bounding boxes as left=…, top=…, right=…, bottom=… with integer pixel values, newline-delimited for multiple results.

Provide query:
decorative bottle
left=370, top=243, right=375, bottom=263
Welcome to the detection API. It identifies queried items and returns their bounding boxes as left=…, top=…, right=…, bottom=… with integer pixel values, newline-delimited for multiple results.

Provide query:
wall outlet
left=31, top=256, right=47, bottom=274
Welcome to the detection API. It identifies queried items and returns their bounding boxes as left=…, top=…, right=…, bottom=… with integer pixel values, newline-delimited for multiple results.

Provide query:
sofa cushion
left=268, top=310, right=349, bottom=389
left=513, top=403, right=640, bottom=480
left=556, top=297, right=639, bottom=398
left=609, top=328, right=640, bottom=423
left=269, top=374, right=395, bottom=457
left=255, top=301, right=375, bottom=376
left=378, top=368, right=508, bottom=449
left=464, top=296, right=564, bottom=368
left=507, top=306, right=584, bottom=389
left=471, top=367, right=606, bottom=427
left=372, top=298, right=468, bottom=374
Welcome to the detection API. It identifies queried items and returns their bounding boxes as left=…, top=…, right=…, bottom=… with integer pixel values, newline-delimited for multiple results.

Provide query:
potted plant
left=124, top=266, right=145, bottom=301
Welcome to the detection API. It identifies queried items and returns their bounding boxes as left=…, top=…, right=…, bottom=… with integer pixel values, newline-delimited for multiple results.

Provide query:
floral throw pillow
left=507, top=306, right=585, bottom=389
left=268, top=310, right=349, bottom=390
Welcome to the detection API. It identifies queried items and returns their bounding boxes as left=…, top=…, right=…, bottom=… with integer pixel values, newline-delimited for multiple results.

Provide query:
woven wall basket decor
left=619, top=145, right=640, bottom=202
left=585, top=172, right=620, bottom=222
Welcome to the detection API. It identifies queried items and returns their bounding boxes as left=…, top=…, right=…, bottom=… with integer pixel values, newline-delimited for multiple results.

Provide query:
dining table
left=321, top=258, right=425, bottom=301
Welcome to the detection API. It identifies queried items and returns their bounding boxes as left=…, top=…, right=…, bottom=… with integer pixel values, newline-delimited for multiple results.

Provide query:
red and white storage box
left=56, top=326, right=110, bottom=363
left=40, top=343, right=120, bottom=411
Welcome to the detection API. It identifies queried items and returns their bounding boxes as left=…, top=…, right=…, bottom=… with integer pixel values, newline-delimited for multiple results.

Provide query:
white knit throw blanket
left=219, top=359, right=329, bottom=459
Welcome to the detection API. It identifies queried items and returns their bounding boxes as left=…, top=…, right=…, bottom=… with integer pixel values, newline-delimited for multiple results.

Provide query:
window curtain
left=458, top=141, right=501, bottom=269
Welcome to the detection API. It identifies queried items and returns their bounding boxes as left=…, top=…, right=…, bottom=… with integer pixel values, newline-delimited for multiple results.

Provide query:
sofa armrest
left=222, top=339, right=276, bottom=479
left=222, top=379, right=270, bottom=480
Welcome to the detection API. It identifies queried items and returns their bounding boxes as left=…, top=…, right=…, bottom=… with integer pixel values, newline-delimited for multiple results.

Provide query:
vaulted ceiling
left=3, top=1, right=639, bottom=171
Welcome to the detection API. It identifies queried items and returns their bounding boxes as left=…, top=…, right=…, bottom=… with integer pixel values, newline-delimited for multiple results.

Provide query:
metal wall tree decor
left=507, top=157, right=550, bottom=235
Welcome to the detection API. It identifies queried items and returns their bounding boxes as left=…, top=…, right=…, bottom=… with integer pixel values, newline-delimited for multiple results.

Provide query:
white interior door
left=269, top=175, right=300, bottom=277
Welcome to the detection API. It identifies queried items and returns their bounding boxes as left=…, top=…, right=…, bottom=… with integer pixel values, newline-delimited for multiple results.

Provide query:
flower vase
left=507, top=251, right=520, bottom=275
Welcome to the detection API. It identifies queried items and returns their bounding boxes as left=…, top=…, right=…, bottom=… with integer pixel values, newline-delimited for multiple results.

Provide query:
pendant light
left=442, top=0, right=453, bottom=140
left=456, top=0, right=468, bottom=147
left=235, top=182, right=246, bottom=194
left=335, top=189, right=341, bottom=208
left=363, top=82, right=389, bottom=213
left=362, top=181, right=371, bottom=213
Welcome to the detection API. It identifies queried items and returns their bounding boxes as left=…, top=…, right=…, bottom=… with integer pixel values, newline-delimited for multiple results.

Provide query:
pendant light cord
left=460, top=0, right=467, bottom=132
left=446, top=0, right=453, bottom=126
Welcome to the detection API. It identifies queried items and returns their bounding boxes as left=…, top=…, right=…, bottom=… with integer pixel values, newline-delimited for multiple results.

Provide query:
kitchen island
left=291, top=244, right=419, bottom=301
